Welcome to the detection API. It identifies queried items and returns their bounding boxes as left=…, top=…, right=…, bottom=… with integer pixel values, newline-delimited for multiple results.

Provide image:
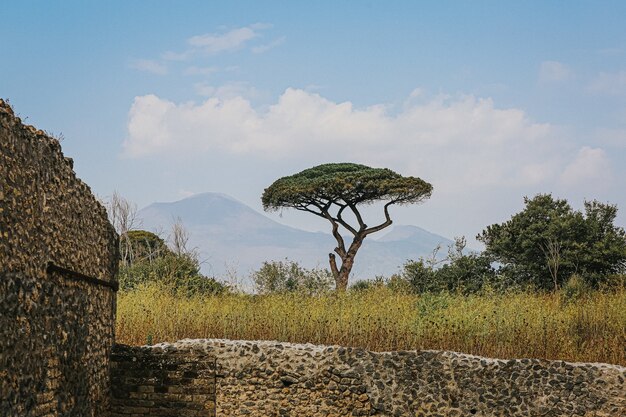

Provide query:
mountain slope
left=138, top=192, right=453, bottom=280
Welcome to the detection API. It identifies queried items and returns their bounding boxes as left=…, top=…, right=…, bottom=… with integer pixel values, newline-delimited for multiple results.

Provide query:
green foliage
left=561, top=274, right=591, bottom=304
left=251, top=259, right=334, bottom=295
left=118, top=229, right=226, bottom=296
left=434, top=253, right=496, bottom=294
left=478, top=194, right=626, bottom=290
left=414, top=292, right=450, bottom=318
left=385, top=274, right=414, bottom=293
left=118, top=252, right=226, bottom=296
left=350, top=280, right=373, bottom=292
left=400, top=252, right=496, bottom=295
left=125, top=230, right=170, bottom=263
left=350, top=276, right=388, bottom=292
left=402, top=259, right=438, bottom=293
left=262, top=163, right=432, bottom=210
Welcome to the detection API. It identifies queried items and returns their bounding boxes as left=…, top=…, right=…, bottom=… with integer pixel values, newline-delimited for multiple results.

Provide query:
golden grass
left=116, top=284, right=626, bottom=365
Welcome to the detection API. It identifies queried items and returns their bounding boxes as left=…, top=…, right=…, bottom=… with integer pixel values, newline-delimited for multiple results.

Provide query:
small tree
left=541, top=237, right=562, bottom=291
left=125, top=230, right=170, bottom=264
left=106, top=191, right=140, bottom=265
left=262, top=163, right=432, bottom=290
left=169, top=217, right=192, bottom=257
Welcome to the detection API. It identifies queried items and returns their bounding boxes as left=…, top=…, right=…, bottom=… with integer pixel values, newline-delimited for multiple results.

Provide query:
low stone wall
left=118, top=339, right=625, bottom=416
left=0, top=99, right=118, bottom=417
left=110, top=345, right=216, bottom=417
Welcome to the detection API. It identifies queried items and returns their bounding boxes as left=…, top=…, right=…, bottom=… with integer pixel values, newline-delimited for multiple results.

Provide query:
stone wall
left=122, top=339, right=626, bottom=417
left=0, top=99, right=119, bottom=417
left=110, top=345, right=216, bottom=416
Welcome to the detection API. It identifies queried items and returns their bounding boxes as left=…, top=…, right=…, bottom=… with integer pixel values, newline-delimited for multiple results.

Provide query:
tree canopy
left=262, top=163, right=432, bottom=211
left=478, top=194, right=626, bottom=290
left=125, top=230, right=170, bottom=264
left=262, top=163, right=433, bottom=290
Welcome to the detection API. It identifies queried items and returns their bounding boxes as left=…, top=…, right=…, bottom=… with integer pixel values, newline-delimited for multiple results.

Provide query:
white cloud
left=252, top=36, right=286, bottom=54
left=129, top=59, right=168, bottom=75
left=161, top=50, right=192, bottom=61
left=588, top=71, right=626, bottom=95
left=188, top=24, right=268, bottom=54
left=192, top=81, right=263, bottom=100
left=560, top=147, right=611, bottom=186
left=178, top=189, right=199, bottom=198
left=539, top=61, right=573, bottom=83
left=123, top=88, right=578, bottom=193
left=158, top=24, right=273, bottom=63
left=184, top=66, right=220, bottom=76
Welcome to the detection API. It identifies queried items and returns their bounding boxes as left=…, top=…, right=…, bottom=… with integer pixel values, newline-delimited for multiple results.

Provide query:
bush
left=561, top=274, right=591, bottom=304
left=401, top=259, right=438, bottom=293
left=401, top=252, right=496, bottom=295
left=599, top=274, right=626, bottom=291
left=119, top=252, right=227, bottom=296
left=350, top=276, right=388, bottom=292
left=251, top=259, right=334, bottom=295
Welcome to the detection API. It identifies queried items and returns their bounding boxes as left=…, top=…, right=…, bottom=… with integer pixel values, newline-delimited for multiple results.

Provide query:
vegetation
left=118, top=251, right=226, bottom=296
left=252, top=259, right=334, bottom=295
left=112, top=191, right=626, bottom=366
left=262, top=163, right=432, bottom=290
left=398, top=237, right=498, bottom=294
left=478, top=195, right=626, bottom=291
left=117, top=227, right=226, bottom=296
left=116, top=283, right=626, bottom=365
left=105, top=192, right=227, bottom=296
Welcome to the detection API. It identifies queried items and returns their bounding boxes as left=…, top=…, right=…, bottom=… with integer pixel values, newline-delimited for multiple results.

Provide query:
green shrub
left=401, top=252, right=496, bottom=295
left=251, top=259, right=334, bottom=295
left=119, top=252, right=227, bottom=296
left=350, top=276, right=388, bottom=292
left=561, top=274, right=591, bottom=304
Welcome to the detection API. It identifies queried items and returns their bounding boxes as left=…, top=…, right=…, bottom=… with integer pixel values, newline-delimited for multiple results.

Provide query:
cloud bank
left=123, top=88, right=609, bottom=193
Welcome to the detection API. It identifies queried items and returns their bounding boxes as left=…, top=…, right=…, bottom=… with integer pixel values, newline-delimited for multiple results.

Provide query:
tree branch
left=348, top=203, right=366, bottom=231
left=297, top=206, right=327, bottom=220
left=310, top=202, right=348, bottom=257
left=328, top=253, right=340, bottom=279
left=364, top=201, right=395, bottom=235
left=335, top=203, right=358, bottom=236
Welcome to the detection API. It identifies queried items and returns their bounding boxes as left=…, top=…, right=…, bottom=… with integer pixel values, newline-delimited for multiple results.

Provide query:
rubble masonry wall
left=0, top=99, right=119, bottom=417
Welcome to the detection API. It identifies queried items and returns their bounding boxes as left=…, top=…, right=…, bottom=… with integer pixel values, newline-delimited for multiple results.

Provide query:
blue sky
left=2, top=1, right=625, bottom=244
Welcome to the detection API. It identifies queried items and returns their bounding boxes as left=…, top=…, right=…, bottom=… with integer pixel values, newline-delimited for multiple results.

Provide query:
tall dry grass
left=116, top=284, right=626, bottom=365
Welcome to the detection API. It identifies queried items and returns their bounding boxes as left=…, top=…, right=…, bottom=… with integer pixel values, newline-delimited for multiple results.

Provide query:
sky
left=2, top=1, right=626, bottom=245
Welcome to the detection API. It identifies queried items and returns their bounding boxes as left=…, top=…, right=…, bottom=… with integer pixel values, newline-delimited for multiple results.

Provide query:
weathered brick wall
left=0, top=99, right=119, bottom=417
left=137, top=339, right=626, bottom=417
left=110, top=345, right=216, bottom=417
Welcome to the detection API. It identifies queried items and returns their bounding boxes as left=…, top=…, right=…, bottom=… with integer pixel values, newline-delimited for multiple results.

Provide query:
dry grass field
left=116, top=283, right=626, bottom=365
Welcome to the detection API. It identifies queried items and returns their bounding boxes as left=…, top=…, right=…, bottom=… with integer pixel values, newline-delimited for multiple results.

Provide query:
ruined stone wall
left=0, top=99, right=119, bottom=417
left=110, top=345, right=216, bottom=416
left=122, top=339, right=626, bottom=417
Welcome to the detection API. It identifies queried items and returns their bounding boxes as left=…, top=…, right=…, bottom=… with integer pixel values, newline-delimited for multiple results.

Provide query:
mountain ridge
left=138, top=192, right=454, bottom=280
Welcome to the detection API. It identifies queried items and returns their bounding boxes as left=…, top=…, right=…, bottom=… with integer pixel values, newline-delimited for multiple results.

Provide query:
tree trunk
left=330, top=235, right=364, bottom=291
left=335, top=256, right=354, bottom=291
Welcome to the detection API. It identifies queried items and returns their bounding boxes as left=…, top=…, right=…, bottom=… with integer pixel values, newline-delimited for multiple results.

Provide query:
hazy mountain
left=138, top=192, right=454, bottom=281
